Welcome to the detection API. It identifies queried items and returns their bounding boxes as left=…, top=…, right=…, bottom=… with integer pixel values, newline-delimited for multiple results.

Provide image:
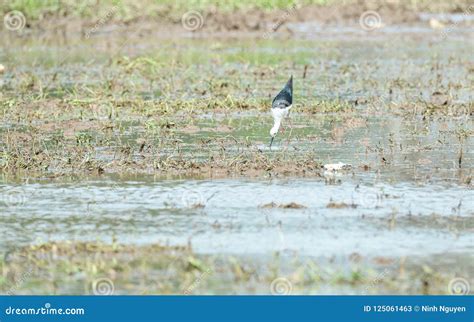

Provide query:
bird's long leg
left=286, top=112, right=293, bottom=130
left=284, top=114, right=293, bottom=149
left=284, top=123, right=293, bottom=150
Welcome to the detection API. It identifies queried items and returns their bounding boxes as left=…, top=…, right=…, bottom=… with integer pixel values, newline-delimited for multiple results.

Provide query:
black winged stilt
left=269, top=75, right=293, bottom=149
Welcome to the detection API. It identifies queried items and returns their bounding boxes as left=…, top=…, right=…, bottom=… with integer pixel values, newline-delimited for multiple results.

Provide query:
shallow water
left=185, top=114, right=472, bottom=175
left=1, top=174, right=473, bottom=258
left=83, top=113, right=472, bottom=185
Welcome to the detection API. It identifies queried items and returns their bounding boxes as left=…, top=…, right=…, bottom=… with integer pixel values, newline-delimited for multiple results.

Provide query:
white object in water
left=323, top=162, right=352, bottom=172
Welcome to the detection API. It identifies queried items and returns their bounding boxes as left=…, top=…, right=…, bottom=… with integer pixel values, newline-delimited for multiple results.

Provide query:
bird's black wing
left=271, top=76, right=293, bottom=109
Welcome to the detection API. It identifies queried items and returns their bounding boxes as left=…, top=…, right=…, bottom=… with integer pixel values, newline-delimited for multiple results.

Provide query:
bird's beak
left=269, top=136, right=274, bottom=149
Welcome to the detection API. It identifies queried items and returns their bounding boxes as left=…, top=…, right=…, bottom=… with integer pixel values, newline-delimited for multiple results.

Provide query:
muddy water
left=0, top=175, right=473, bottom=257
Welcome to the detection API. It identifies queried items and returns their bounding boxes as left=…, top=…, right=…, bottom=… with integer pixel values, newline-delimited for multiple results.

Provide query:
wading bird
left=269, top=75, right=293, bottom=149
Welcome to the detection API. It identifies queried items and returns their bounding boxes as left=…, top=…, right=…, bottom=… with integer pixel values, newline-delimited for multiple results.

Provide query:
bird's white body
left=270, top=104, right=292, bottom=137
left=269, top=76, right=293, bottom=148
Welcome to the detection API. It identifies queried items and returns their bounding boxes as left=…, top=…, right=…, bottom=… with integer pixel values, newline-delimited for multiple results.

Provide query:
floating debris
left=260, top=202, right=306, bottom=209
left=327, top=202, right=357, bottom=209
